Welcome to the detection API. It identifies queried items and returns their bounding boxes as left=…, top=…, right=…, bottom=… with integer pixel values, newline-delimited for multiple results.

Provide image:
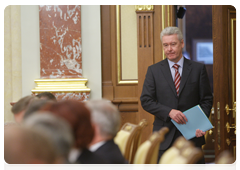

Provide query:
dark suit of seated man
left=38, top=100, right=108, bottom=164
left=86, top=99, right=128, bottom=164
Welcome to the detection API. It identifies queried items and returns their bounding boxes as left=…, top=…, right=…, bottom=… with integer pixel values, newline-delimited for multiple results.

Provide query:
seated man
left=4, top=125, right=57, bottom=164
left=23, top=112, right=74, bottom=163
left=86, top=99, right=128, bottom=164
left=11, top=95, right=38, bottom=123
left=39, top=100, right=108, bottom=164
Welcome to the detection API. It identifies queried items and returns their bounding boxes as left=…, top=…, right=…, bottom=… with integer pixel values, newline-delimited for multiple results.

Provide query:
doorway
left=212, top=5, right=236, bottom=162
left=177, top=5, right=214, bottom=163
left=177, top=5, right=236, bottom=163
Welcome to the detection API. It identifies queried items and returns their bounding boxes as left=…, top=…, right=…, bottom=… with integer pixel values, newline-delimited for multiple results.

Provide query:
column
left=32, top=5, right=90, bottom=101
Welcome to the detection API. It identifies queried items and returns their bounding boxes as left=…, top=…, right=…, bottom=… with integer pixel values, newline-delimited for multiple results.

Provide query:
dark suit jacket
left=75, top=148, right=108, bottom=164
left=140, top=57, right=213, bottom=150
left=94, top=139, right=128, bottom=164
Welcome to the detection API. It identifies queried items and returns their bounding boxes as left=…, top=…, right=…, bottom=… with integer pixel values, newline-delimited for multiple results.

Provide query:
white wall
left=21, top=5, right=102, bottom=99
left=21, top=5, right=40, bottom=97
left=81, top=5, right=102, bottom=99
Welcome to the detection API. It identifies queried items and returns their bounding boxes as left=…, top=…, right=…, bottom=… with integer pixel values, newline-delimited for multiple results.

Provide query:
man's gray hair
left=86, top=99, right=121, bottom=138
left=23, top=112, right=74, bottom=159
left=160, top=26, right=183, bottom=42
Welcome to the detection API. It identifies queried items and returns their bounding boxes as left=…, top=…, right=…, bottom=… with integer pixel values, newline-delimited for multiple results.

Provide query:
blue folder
left=171, top=105, right=213, bottom=140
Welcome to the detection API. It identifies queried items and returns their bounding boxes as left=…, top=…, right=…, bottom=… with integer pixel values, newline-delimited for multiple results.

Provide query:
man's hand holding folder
left=169, top=109, right=188, bottom=124
left=170, top=105, right=213, bottom=140
left=169, top=109, right=206, bottom=138
left=195, top=129, right=206, bottom=138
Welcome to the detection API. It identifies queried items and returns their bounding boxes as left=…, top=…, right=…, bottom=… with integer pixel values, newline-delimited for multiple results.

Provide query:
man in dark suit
left=86, top=99, right=128, bottom=164
left=140, top=26, right=213, bottom=164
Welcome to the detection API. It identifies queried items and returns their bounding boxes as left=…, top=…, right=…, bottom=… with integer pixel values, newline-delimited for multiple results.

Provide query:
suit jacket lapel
left=179, top=58, right=192, bottom=95
left=160, top=59, right=176, bottom=95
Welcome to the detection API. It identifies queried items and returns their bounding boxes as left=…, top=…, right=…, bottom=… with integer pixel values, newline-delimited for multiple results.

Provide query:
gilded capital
left=135, top=5, right=154, bottom=12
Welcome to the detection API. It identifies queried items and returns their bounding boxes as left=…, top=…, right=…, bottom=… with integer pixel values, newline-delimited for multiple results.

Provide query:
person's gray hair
left=160, top=26, right=183, bottom=42
left=86, top=99, right=121, bottom=138
left=23, top=112, right=74, bottom=159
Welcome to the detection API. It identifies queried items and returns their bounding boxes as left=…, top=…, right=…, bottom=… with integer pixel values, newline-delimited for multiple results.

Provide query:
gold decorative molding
left=161, top=5, right=174, bottom=60
left=162, top=5, right=166, bottom=60
left=135, top=5, right=154, bottom=12
left=31, top=78, right=91, bottom=93
left=231, top=18, right=236, bottom=118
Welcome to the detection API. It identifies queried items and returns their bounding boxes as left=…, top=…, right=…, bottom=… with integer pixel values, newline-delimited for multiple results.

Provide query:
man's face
left=162, top=34, right=184, bottom=63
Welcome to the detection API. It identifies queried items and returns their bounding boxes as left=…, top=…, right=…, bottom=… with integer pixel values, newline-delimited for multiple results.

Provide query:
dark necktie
left=173, top=64, right=181, bottom=95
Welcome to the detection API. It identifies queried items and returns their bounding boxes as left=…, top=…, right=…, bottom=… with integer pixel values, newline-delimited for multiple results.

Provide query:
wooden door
left=212, top=5, right=236, bottom=161
left=101, top=5, right=176, bottom=143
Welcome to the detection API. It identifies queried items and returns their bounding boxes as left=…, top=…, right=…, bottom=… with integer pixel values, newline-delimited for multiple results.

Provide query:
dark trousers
left=157, top=130, right=205, bottom=164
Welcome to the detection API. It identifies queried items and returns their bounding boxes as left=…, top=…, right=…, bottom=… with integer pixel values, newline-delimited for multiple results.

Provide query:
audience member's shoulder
left=77, top=149, right=108, bottom=164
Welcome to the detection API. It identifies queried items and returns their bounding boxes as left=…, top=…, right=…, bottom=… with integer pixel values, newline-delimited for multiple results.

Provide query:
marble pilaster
left=33, top=5, right=90, bottom=101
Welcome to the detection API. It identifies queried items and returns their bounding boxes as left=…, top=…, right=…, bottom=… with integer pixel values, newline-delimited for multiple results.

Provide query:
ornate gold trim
left=161, top=5, right=173, bottom=60
left=167, top=5, right=170, bottom=26
left=162, top=5, right=165, bottom=60
left=231, top=18, right=236, bottom=118
left=31, top=78, right=91, bottom=93
left=118, top=80, right=138, bottom=84
left=135, top=5, right=154, bottom=11
left=116, top=5, right=138, bottom=84
left=116, top=5, right=121, bottom=83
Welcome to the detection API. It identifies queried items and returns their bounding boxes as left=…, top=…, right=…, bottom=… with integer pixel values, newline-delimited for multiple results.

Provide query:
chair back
left=215, top=150, right=234, bottom=164
left=114, top=122, right=140, bottom=161
left=129, top=119, right=148, bottom=164
left=159, top=136, right=203, bottom=164
left=133, top=127, right=169, bottom=164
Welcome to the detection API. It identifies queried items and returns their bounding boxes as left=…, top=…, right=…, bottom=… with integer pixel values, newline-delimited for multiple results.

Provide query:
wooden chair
left=129, top=119, right=148, bottom=164
left=133, top=127, right=169, bottom=164
left=159, top=136, right=203, bottom=164
left=114, top=122, right=140, bottom=162
left=114, top=119, right=148, bottom=163
left=215, top=150, right=234, bottom=164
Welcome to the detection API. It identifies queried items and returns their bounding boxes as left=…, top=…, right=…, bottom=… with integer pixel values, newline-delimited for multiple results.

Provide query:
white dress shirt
left=68, top=148, right=82, bottom=163
left=89, top=141, right=106, bottom=152
left=167, top=56, right=184, bottom=81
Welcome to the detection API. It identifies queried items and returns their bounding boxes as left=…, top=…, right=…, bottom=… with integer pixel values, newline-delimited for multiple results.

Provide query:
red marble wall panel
left=54, top=92, right=90, bottom=101
left=39, top=5, right=82, bottom=78
left=34, top=92, right=90, bottom=102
